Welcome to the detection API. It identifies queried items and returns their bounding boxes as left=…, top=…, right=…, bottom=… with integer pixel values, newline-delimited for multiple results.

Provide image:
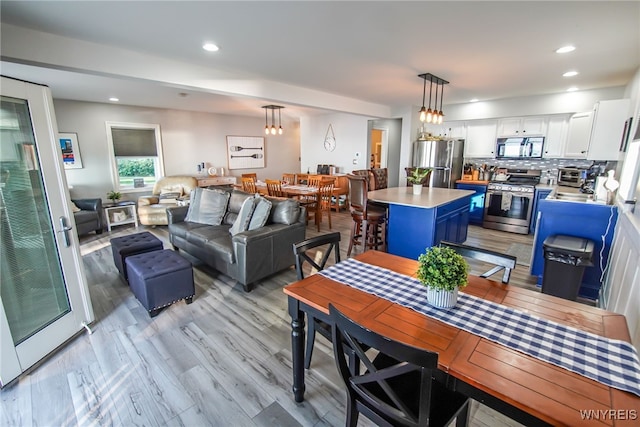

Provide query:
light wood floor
left=1, top=209, right=541, bottom=427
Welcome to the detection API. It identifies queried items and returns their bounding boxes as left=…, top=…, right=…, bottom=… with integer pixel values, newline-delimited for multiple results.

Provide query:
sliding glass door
left=0, top=76, right=94, bottom=386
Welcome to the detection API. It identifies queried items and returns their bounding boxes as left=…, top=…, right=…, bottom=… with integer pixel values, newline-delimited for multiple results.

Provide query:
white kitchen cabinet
left=564, top=111, right=592, bottom=159
left=497, top=116, right=547, bottom=137
left=443, top=121, right=466, bottom=139
left=543, top=115, right=570, bottom=158
left=587, top=99, right=630, bottom=161
left=464, top=120, right=497, bottom=157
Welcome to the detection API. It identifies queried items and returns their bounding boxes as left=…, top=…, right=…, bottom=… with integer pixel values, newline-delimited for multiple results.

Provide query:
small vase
left=426, top=286, right=458, bottom=309
left=412, top=184, right=422, bottom=195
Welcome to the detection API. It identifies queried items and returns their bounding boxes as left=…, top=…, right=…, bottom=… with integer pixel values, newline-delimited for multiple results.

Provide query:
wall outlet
left=353, top=158, right=358, bottom=165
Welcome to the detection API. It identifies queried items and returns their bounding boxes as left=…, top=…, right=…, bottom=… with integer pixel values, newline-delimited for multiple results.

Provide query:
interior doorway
left=370, top=128, right=388, bottom=169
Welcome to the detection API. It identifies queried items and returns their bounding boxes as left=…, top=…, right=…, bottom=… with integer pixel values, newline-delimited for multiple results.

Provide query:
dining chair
left=296, top=173, right=309, bottom=185
left=306, top=174, right=323, bottom=188
left=370, top=167, right=388, bottom=190
left=440, top=240, right=517, bottom=284
left=329, top=304, right=470, bottom=427
left=347, top=174, right=386, bottom=256
left=351, top=169, right=374, bottom=190
left=315, top=178, right=335, bottom=232
left=241, top=173, right=257, bottom=181
left=293, top=232, right=341, bottom=369
left=281, top=173, right=296, bottom=185
left=265, top=179, right=286, bottom=197
left=241, top=177, right=257, bottom=194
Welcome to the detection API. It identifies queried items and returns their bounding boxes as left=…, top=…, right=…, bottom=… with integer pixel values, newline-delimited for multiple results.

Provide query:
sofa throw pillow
left=158, top=191, right=181, bottom=204
left=185, top=188, right=230, bottom=225
left=70, top=202, right=82, bottom=213
left=268, top=198, right=300, bottom=225
left=248, top=196, right=272, bottom=230
left=229, top=195, right=256, bottom=236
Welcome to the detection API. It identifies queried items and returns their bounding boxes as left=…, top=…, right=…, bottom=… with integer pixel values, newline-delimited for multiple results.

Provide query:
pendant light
left=437, top=81, right=445, bottom=124
left=419, top=75, right=427, bottom=122
left=431, top=79, right=439, bottom=124
left=270, top=108, right=276, bottom=135
left=416, top=73, right=449, bottom=125
left=262, top=105, right=285, bottom=136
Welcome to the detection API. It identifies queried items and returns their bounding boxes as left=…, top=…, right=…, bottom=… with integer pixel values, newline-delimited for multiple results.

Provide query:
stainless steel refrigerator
left=411, top=138, right=465, bottom=188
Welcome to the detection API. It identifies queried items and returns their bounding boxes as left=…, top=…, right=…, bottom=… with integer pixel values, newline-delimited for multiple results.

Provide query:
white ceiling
left=1, top=1, right=639, bottom=119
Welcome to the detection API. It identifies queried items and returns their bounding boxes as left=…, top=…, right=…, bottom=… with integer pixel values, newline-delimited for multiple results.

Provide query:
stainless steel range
left=483, top=169, right=541, bottom=234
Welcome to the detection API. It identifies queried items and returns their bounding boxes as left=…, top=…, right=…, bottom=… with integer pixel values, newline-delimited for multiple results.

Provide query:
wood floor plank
left=1, top=210, right=546, bottom=426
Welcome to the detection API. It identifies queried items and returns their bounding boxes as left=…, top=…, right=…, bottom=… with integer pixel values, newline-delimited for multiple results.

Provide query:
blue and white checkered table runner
left=319, top=258, right=640, bottom=397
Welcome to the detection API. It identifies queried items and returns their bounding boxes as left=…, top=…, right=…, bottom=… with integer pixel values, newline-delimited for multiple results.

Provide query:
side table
left=104, top=201, right=138, bottom=231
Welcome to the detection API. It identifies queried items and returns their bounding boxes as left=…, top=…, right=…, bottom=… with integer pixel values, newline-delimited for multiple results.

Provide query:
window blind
left=112, top=128, right=157, bottom=157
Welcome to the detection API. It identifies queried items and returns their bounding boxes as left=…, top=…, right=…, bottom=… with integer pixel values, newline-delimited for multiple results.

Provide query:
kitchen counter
left=455, top=179, right=489, bottom=185
left=368, top=187, right=474, bottom=208
left=368, top=187, right=473, bottom=259
left=531, top=197, right=618, bottom=300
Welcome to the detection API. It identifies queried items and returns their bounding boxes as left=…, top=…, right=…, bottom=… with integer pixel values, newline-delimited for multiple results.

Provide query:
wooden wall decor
left=226, top=136, right=265, bottom=169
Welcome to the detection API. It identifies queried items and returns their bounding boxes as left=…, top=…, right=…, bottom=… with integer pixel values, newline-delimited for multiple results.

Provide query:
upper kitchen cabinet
left=443, top=121, right=466, bottom=139
left=564, top=111, right=592, bottom=159
left=464, top=120, right=497, bottom=157
left=543, top=115, right=570, bottom=158
left=586, top=99, right=630, bottom=161
left=497, top=116, right=547, bottom=137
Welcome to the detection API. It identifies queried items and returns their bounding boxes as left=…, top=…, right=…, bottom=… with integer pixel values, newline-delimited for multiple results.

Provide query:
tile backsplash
left=465, top=158, right=616, bottom=183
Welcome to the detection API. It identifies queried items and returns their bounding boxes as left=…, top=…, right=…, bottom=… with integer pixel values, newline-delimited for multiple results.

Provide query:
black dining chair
left=440, top=240, right=517, bottom=284
left=293, top=232, right=341, bottom=369
left=329, top=304, right=470, bottom=427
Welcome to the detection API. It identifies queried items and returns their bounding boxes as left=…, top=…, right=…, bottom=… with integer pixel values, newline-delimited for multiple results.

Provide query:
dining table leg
left=287, top=296, right=306, bottom=402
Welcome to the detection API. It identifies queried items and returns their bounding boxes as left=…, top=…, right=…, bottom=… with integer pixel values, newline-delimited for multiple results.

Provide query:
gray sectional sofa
left=167, top=188, right=306, bottom=292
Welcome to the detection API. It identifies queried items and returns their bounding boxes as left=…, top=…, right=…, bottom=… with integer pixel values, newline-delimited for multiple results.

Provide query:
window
left=106, top=122, right=164, bottom=192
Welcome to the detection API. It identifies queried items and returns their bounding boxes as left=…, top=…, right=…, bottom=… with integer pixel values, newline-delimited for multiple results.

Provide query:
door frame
left=0, top=77, right=94, bottom=387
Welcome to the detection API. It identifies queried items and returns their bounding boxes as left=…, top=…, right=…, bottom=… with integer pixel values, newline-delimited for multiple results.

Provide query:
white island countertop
left=368, top=187, right=474, bottom=209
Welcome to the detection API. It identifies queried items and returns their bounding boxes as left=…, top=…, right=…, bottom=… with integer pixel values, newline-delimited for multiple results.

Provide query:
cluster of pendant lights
left=262, top=105, right=284, bottom=135
left=418, top=73, right=449, bottom=124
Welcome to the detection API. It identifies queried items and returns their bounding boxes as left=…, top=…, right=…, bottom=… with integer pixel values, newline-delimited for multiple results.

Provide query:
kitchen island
left=368, top=187, right=474, bottom=260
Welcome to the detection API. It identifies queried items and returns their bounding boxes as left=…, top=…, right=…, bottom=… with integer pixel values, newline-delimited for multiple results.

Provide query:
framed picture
left=59, top=132, right=83, bottom=169
left=226, top=136, right=265, bottom=169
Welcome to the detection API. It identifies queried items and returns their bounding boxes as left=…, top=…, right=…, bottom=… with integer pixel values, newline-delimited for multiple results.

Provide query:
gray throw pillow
left=185, top=188, right=230, bottom=225
left=229, top=195, right=256, bottom=235
left=268, top=198, right=300, bottom=225
left=248, top=196, right=272, bottom=230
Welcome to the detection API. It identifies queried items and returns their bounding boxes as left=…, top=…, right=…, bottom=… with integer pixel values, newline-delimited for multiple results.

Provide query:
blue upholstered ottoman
left=110, top=231, right=163, bottom=282
left=125, top=249, right=195, bottom=317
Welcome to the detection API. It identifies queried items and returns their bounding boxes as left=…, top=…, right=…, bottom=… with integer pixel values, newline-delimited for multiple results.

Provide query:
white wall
left=54, top=100, right=300, bottom=200
left=299, top=112, right=371, bottom=175
left=443, top=86, right=626, bottom=121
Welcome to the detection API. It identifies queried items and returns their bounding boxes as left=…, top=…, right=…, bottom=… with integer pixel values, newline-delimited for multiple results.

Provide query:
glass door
left=0, top=76, right=94, bottom=387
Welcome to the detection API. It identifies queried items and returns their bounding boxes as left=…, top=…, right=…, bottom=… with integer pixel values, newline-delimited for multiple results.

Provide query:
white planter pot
left=412, top=184, right=422, bottom=195
left=426, top=286, right=459, bottom=309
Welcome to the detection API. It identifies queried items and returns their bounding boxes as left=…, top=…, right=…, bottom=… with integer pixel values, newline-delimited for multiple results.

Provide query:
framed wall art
left=226, top=136, right=265, bottom=169
left=59, top=132, right=83, bottom=169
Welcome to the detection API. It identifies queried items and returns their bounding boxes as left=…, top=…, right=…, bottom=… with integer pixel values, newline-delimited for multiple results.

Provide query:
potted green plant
left=417, top=246, right=468, bottom=308
left=407, top=168, right=432, bottom=195
left=106, top=190, right=122, bottom=204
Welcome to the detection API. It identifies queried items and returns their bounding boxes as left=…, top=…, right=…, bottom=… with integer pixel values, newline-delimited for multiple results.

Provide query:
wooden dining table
left=283, top=250, right=640, bottom=426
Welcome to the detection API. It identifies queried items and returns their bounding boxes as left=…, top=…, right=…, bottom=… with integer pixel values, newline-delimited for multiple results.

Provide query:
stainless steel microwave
left=496, top=137, right=544, bottom=159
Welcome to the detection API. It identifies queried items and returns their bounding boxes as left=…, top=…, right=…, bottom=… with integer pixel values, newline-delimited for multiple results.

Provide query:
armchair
left=138, top=176, right=198, bottom=226
left=72, top=198, right=104, bottom=236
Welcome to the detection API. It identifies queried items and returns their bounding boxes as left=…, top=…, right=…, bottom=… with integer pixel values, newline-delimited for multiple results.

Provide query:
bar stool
left=346, top=174, right=386, bottom=256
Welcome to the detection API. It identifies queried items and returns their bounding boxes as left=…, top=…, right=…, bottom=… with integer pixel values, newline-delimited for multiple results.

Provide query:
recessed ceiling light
left=202, top=43, right=219, bottom=52
left=555, top=45, right=576, bottom=54
left=109, top=97, right=119, bottom=102
left=563, top=71, right=579, bottom=77
left=469, top=98, right=479, bottom=103
left=567, top=87, right=579, bottom=92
